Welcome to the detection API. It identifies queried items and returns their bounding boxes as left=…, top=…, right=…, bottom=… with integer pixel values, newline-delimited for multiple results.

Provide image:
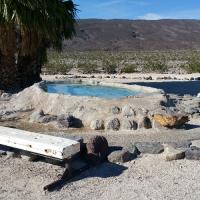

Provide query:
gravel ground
left=1, top=74, right=200, bottom=200
left=0, top=124, right=200, bottom=200
left=1, top=153, right=200, bottom=200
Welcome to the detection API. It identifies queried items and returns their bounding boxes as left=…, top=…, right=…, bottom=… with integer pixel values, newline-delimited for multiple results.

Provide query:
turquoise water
left=47, top=83, right=141, bottom=99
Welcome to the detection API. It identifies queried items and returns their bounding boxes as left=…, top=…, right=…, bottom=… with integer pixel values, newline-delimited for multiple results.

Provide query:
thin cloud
left=96, top=0, right=151, bottom=8
left=139, top=9, right=200, bottom=20
left=138, top=13, right=163, bottom=20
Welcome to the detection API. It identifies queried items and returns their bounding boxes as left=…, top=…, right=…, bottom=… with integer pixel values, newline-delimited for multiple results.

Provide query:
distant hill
left=63, top=19, right=200, bottom=51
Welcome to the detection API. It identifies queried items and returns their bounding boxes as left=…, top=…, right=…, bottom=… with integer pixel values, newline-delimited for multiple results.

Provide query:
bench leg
left=43, top=160, right=72, bottom=192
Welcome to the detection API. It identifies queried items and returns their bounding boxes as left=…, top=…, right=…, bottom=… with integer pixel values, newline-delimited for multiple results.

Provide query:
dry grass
left=43, top=50, right=200, bottom=74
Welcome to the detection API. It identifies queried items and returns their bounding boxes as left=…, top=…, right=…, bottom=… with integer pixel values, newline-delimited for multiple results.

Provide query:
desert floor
left=0, top=73, right=200, bottom=200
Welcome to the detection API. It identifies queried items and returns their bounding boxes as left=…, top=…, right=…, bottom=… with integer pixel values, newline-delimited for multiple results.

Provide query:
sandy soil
left=1, top=73, right=200, bottom=200
left=1, top=123, right=200, bottom=200
left=41, top=73, right=200, bottom=82
left=1, top=153, right=200, bottom=200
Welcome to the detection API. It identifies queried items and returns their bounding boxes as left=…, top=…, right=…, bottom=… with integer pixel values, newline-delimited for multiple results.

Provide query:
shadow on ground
left=184, top=124, right=200, bottom=130
left=52, top=162, right=128, bottom=191
left=128, top=81, right=200, bottom=96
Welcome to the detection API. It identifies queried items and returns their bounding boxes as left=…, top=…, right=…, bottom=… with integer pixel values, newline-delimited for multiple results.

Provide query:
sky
left=74, top=0, right=200, bottom=20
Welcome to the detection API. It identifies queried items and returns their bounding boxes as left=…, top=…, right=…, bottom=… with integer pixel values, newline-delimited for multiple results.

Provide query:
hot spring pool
left=47, top=83, right=141, bottom=99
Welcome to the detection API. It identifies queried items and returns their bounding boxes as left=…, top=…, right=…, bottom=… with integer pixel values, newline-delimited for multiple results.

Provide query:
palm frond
left=0, top=0, right=77, bottom=50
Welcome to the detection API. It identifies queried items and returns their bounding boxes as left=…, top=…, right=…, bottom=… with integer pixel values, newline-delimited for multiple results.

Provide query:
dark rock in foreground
left=86, top=136, right=109, bottom=165
left=108, top=150, right=132, bottom=163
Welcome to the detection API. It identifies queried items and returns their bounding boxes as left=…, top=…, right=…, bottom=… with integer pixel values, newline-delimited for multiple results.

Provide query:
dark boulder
left=86, top=136, right=109, bottom=165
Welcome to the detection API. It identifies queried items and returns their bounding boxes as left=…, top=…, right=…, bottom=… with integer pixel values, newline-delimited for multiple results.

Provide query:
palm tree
left=0, top=0, right=76, bottom=91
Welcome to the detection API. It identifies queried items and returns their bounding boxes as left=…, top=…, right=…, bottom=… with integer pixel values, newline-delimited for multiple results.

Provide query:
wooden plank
left=0, top=126, right=80, bottom=160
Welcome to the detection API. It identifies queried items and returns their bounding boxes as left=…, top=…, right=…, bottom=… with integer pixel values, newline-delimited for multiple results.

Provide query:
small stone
left=185, top=146, right=200, bottom=160
left=86, top=136, right=109, bottom=165
left=55, top=114, right=83, bottom=128
left=138, top=117, right=152, bottom=129
left=145, top=76, right=153, bottom=80
left=111, top=106, right=121, bottom=115
left=39, top=115, right=57, bottom=123
left=121, top=119, right=137, bottom=130
left=106, top=118, right=120, bottom=131
left=122, top=105, right=135, bottom=117
left=90, top=119, right=104, bottom=130
left=123, top=144, right=139, bottom=159
left=162, top=146, right=185, bottom=161
left=135, top=142, right=164, bottom=154
left=29, top=110, right=45, bottom=123
left=108, top=150, right=132, bottom=163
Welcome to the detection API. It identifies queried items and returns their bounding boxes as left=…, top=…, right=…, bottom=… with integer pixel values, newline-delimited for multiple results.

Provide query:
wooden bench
left=0, top=126, right=80, bottom=160
left=0, top=126, right=86, bottom=191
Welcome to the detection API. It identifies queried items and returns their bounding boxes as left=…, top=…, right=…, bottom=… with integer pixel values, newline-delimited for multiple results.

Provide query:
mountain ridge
left=63, top=19, right=200, bottom=51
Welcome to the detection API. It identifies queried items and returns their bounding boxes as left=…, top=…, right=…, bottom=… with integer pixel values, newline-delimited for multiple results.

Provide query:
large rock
left=57, top=114, right=77, bottom=128
left=106, top=118, right=120, bottom=131
left=162, top=146, right=185, bottom=161
left=122, top=105, right=135, bottom=117
left=86, top=136, right=109, bottom=165
left=138, top=117, right=152, bottom=129
left=121, top=119, right=137, bottom=130
left=135, top=142, right=164, bottom=154
left=135, top=108, right=149, bottom=118
left=153, top=114, right=189, bottom=128
left=111, top=106, right=121, bottom=115
left=185, top=146, right=200, bottom=160
left=90, top=119, right=104, bottom=130
left=108, top=150, right=132, bottom=163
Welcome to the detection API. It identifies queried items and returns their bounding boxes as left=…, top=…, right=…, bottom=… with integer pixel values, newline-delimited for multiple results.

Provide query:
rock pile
left=29, top=110, right=83, bottom=128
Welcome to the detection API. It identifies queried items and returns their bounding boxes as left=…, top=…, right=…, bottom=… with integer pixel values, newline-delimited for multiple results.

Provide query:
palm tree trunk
left=0, top=50, right=43, bottom=92
left=0, top=25, right=45, bottom=91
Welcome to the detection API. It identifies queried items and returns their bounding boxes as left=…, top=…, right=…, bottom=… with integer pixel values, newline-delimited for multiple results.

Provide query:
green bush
left=103, top=60, right=117, bottom=74
left=77, top=62, right=100, bottom=74
left=143, top=54, right=166, bottom=72
left=185, top=52, right=200, bottom=73
left=121, top=64, right=137, bottom=73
